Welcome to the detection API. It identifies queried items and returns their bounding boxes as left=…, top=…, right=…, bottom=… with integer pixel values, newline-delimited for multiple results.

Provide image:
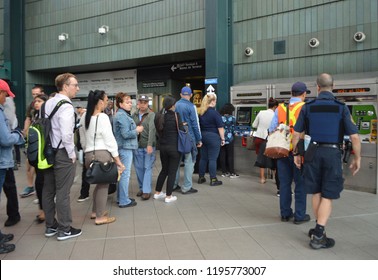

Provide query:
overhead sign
left=170, top=61, right=204, bottom=72
left=205, top=77, right=218, bottom=95
left=75, top=69, right=137, bottom=97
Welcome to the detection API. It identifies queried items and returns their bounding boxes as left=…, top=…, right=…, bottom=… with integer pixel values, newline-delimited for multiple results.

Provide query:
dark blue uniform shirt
left=199, top=107, right=224, bottom=134
left=294, top=91, right=358, bottom=137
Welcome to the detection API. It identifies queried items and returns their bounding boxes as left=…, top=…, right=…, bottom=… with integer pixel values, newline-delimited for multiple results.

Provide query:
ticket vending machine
left=332, top=76, right=377, bottom=194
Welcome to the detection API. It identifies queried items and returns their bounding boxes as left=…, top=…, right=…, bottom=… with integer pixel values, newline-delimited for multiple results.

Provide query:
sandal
left=90, top=210, right=108, bottom=219
left=95, top=216, right=116, bottom=225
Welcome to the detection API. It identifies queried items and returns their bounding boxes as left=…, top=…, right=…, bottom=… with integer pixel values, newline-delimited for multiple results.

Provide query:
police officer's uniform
left=294, top=91, right=358, bottom=199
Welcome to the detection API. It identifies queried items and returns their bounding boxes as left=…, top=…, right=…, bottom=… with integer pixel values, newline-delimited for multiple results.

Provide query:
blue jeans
left=199, top=131, right=221, bottom=178
left=117, top=149, right=133, bottom=205
left=174, top=152, right=195, bottom=192
left=133, top=148, right=156, bottom=194
left=277, top=154, right=307, bottom=220
left=0, top=169, right=6, bottom=195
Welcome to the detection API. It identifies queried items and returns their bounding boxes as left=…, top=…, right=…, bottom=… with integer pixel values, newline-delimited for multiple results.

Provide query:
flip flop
left=95, top=216, right=116, bottom=225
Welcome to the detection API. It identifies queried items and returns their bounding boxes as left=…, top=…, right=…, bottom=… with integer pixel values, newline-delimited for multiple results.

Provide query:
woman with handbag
left=153, top=95, right=182, bottom=203
left=80, top=90, right=125, bottom=225
left=252, top=98, right=278, bottom=184
left=113, top=92, right=143, bottom=208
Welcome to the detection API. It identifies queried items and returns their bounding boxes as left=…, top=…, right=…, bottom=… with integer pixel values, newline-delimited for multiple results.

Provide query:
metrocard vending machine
left=332, top=76, right=378, bottom=194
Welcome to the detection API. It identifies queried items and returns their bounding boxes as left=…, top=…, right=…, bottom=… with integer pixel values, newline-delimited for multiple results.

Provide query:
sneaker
left=0, top=243, right=15, bottom=254
left=77, top=195, right=89, bottom=202
left=229, top=173, right=239, bottom=179
left=276, top=191, right=280, bottom=197
left=310, top=234, right=335, bottom=249
left=182, top=188, right=198, bottom=195
left=198, top=177, right=206, bottom=184
left=45, top=225, right=58, bottom=237
left=57, top=227, right=82, bottom=241
left=165, top=196, right=177, bottom=203
left=33, top=199, right=39, bottom=204
left=19, top=186, right=35, bottom=198
left=210, top=178, right=222, bottom=186
left=153, top=192, right=166, bottom=199
left=221, top=172, right=230, bottom=177
left=0, top=233, right=14, bottom=243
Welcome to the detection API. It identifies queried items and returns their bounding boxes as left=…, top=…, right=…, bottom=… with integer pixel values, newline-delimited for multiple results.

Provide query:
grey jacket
left=132, top=109, right=156, bottom=148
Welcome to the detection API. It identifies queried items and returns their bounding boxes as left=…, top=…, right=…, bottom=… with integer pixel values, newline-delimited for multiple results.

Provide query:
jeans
left=118, top=149, right=133, bottom=205
left=0, top=169, right=5, bottom=194
left=199, top=131, right=221, bottom=178
left=277, top=154, right=307, bottom=220
left=133, top=147, right=156, bottom=194
left=174, top=152, right=195, bottom=192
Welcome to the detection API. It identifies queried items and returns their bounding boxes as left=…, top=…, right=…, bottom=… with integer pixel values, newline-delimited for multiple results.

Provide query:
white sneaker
left=153, top=192, right=166, bottom=199
left=33, top=199, right=39, bottom=204
left=165, top=196, right=177, bottom=203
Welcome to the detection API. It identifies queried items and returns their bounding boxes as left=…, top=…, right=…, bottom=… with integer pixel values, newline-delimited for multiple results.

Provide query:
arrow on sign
left=171, top=65, right=177, bottom=72
left=206, top=85, right=215, bottom=94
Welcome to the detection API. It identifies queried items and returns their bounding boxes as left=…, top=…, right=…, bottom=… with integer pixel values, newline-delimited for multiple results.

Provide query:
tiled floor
left=1, top=152, right=378, bottom=260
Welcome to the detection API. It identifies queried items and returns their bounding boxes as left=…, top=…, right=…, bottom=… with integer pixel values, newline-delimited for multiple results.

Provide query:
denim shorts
left=303, top=147, right=344, bottom=199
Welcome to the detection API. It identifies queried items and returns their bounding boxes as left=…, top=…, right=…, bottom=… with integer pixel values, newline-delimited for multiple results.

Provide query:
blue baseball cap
left=181, top=86, right=192, bottom=95
left=291, top=82, right=310, bottom=94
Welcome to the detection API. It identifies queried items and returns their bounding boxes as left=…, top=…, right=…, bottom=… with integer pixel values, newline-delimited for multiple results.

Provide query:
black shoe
left=57, top=227, right=82, bottom=241
left=0, top=243, right=15, bottom=254
left=4, top=216, right=20, bottom=227
left=172, top=185, right=181, bottom=192
left=198, top=177, right=206, bottom=184
left=119, top=200, right=137, bottom=208
left=310, top=234, right=335, bottom=249
left=293, top=214, right=311, bottom=224
left=281, top=214, right=294, bottom=222
left=0, top=233, right=14, bottom=243
left=77, top=195, right=89, bottom=202
left=210, top=178, right=222, bottom=186
left=308, top=228, right=315, bottom=238
left=45, top=224, right=59, bottom=237
left=182, top=188, right=198, bottom=195
left=136, top=190, right=143, bottom=197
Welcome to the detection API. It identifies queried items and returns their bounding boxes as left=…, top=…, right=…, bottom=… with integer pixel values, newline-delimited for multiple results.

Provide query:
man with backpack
left=42, top=73, right=82, bottom=241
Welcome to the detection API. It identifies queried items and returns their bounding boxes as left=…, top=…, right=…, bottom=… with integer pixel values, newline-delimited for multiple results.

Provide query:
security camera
left=354, top=32, right=366, bottom=42
left=98, top=25, right=109, bottom=35
left=244, top=47, right=254, bottom=56
left=308, top=38, right=320, bottom=48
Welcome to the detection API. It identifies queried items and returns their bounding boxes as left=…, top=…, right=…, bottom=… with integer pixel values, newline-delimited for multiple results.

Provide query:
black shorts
left=303, top=146, right=344, bottom=199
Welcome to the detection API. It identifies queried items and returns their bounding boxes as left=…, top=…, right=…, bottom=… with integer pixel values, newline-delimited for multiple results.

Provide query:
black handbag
left=85, top=116, right=118, bottom=184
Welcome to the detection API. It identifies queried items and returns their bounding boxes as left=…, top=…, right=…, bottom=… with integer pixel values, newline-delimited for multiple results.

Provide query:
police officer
left=292, top=73, right=361, bottom=249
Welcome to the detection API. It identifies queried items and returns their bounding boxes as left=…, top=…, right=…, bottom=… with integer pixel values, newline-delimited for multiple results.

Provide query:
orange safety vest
left=277, top=102, right=305, bottom=149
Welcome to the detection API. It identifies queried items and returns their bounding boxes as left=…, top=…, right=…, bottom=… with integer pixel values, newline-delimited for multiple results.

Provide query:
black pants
left=3, top=169, right=20, bottom=220
left=156, top=146, right=181, bottom=196
left=80, top=164, right=90, bottom=197
left=219, top=141, right=235, bottom=174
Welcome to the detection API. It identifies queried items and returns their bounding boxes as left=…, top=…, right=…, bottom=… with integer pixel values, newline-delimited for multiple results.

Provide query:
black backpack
left=27, top=100, right=72, bottom=169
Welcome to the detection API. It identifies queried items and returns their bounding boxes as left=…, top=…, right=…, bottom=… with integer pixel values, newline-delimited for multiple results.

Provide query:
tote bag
left=175, top=113, right=192, bottom=154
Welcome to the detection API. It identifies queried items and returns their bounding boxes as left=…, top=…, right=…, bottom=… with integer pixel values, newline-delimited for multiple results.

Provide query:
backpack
left=27, top=100, right=72, bottom=169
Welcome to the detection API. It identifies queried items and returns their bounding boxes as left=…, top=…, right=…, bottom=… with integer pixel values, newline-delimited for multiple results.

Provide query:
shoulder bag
left=264, top=103, right=291, bottom=159
left=85, top=116, right=119, bottom=184
left=175, top=113, right=192, bottom=154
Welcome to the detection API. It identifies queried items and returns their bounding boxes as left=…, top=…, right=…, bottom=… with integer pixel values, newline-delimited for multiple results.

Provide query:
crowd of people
left=0, top=72, right=361, bottom=254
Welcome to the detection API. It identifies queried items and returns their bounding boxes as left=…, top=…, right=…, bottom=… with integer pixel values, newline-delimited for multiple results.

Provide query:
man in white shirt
left=42, top=73, right=82, bottom=241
